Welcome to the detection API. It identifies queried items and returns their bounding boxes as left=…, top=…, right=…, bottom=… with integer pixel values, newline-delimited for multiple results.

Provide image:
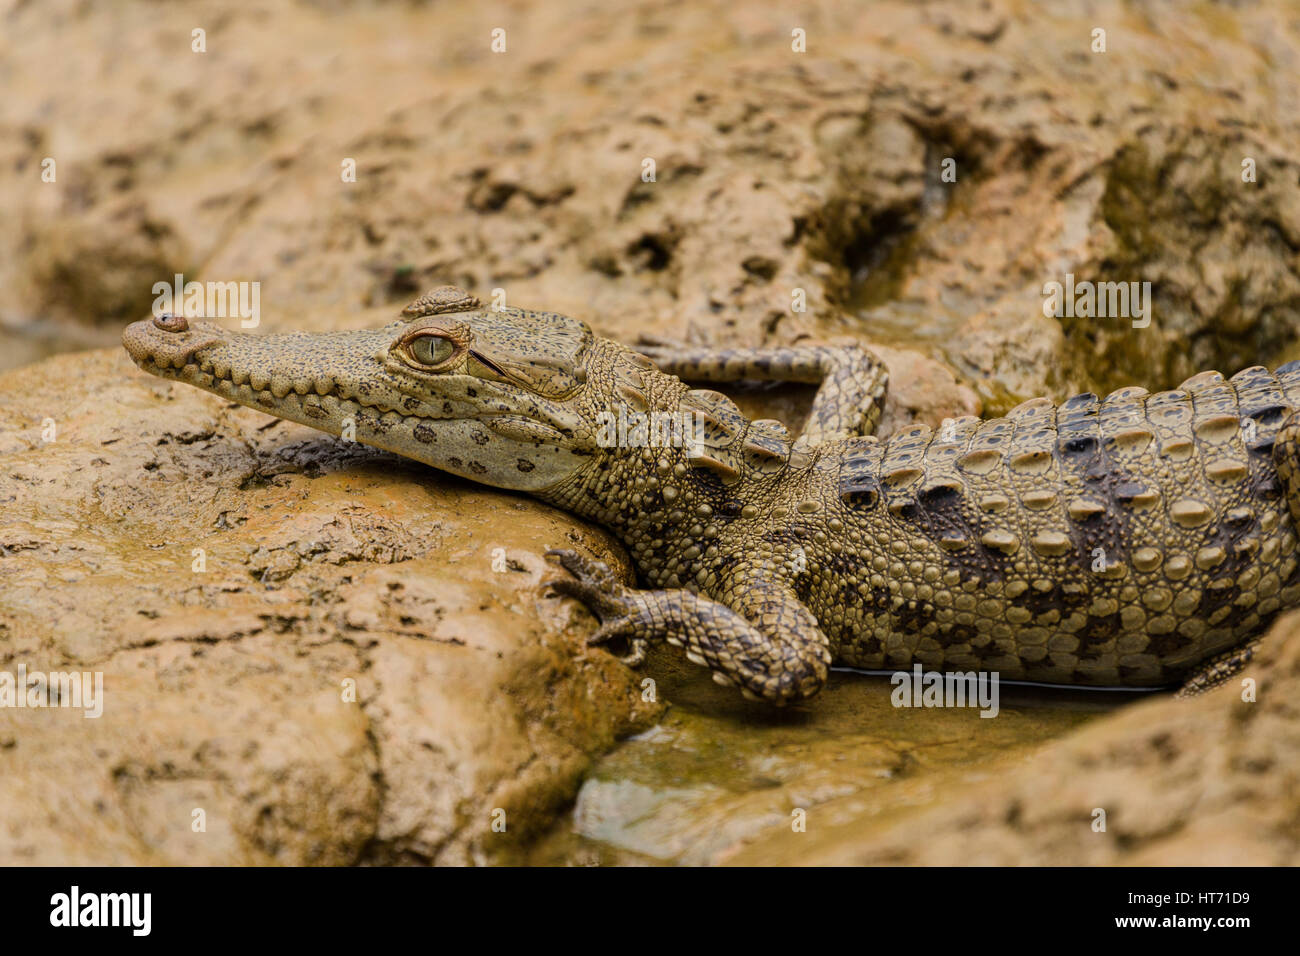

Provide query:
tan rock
left=6, top=1, right=1298, bottom=403
left=0, top=350, right=661, bottom=864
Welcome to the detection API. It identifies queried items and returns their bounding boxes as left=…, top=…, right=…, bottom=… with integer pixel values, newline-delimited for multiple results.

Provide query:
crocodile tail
left=1274, top=408, right=1300, bottom=532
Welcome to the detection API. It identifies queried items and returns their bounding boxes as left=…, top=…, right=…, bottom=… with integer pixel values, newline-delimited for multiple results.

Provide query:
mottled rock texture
left=0, top=350, right=660, bottom=864
left=4, top=1, right=1298, bottom=403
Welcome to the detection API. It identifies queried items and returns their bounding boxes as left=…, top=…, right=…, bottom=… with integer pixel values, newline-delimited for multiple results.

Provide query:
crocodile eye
left=404, top=333, right=458, bottom=369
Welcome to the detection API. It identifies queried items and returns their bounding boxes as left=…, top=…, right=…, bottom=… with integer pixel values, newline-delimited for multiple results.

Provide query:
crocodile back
left=826, top=363, right=1300, bottom=685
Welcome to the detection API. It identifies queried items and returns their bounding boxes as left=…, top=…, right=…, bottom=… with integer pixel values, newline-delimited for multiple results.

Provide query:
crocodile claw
left=544, top=549, right=649, bottom=666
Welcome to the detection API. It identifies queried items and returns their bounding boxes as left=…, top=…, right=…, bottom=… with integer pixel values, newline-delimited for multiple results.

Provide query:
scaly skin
left=122, top=288, right=1300, bottom=705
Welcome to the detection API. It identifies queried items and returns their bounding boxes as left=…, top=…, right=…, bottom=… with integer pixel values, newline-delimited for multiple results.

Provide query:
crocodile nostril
left=153, top=312, right=189, bottom=333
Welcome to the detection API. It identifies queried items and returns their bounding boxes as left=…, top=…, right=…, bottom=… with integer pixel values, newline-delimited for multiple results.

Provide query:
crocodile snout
left=122, top=315, right=228, bottom=371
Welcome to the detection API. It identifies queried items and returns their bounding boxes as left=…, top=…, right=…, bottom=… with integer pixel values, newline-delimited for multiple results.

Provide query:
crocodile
left=121, top=287, right=1300, bottom=705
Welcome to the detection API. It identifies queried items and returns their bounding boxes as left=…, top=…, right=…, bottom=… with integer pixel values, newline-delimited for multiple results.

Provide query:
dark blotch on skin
left=516, top=459, right=535, bottom=472
left=1250, top=471, right=1283, bottom=498
left=1016, top=583, right=1081, bottom=617
left=839, top=471, right=880, bottom=509
left=1077, top=612, right=1120, bottom=658
left=1248, top=404, right=1289, bottom=426
left=413, top=423, right=437, bottom=443
left=968, top=637, right=1005, bottom=661
left=1196, top=580, right=1242, bottom=619
left=892, top=499, right=920, bottom=522
left=1061, top=435, right=1098, bottom=456
left=917, top=484, right=961, bottom=508
left=1149, top=631, right=1197, bottom=657
left=894, top=599, right=936, bottom=631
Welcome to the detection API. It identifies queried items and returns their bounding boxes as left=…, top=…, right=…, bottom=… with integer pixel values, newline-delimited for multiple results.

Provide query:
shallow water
left=525, top=650, right=1137, bottom=865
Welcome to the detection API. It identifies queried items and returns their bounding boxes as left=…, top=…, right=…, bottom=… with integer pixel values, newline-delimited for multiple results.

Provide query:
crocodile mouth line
left=137, top=349, right=451, bottom=421
left=134, top=351, right=532, bottom=433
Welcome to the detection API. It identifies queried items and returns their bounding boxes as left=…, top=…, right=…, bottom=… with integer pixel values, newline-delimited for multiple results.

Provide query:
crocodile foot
left=545, top=549, right=650, bottom=666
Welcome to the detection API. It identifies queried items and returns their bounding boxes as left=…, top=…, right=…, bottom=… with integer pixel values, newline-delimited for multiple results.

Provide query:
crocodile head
left=122, top=288, right=618, bottom=491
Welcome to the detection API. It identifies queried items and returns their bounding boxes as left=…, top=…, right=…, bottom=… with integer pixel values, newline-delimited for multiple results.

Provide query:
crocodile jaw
left=122, top=316, right=597, bottom=491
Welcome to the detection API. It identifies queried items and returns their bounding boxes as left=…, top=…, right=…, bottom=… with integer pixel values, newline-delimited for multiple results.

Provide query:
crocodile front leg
left=634, top=339, right=888, bottom=450
left=545, top=550, right=831, bottom=705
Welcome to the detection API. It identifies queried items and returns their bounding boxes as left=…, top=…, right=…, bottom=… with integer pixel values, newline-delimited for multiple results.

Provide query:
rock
left=0, top=350, right=662, bottom=864
left=6, top=1, right=1299, bottom=406
left=863, top=344, right=981, bottom=437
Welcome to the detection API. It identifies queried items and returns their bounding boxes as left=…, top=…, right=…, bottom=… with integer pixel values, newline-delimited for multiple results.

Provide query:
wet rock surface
left=0, top=350, right=660, bottom=864
left=726, top=613, right=1300, bottom=866
left=2, top=0, right=1299, bottom=864
left=521, top=661, right=1122, bottom=865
